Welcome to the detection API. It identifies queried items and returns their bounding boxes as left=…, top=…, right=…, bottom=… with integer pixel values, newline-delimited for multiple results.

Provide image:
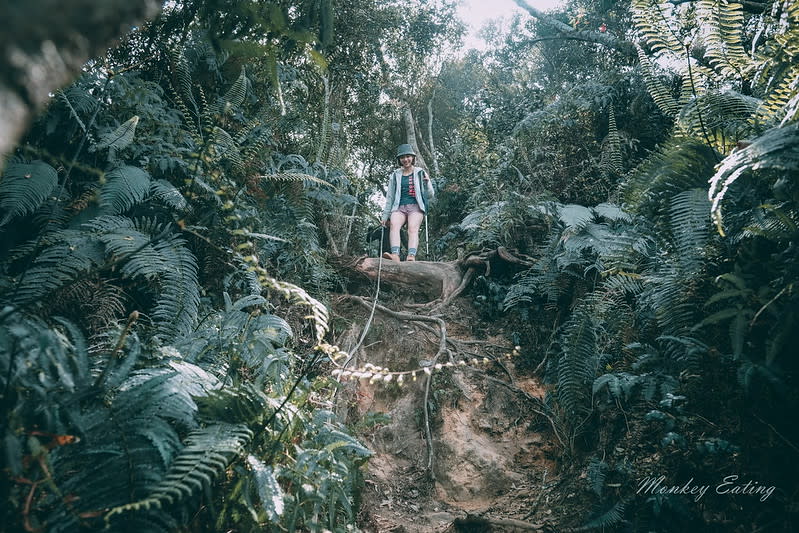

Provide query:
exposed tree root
left=341, top=294, right=448, bottom=479
left=340, top=294, right=448, bottom=358
left=451, top=513, right=544, bottom=531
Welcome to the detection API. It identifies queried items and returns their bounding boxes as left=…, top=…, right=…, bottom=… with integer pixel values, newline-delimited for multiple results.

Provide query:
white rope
left=341, top=223, right=385, bottom=371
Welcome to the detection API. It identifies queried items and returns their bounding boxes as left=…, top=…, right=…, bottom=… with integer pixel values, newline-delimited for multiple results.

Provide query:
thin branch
left=512, top=0, right=637, bottom=57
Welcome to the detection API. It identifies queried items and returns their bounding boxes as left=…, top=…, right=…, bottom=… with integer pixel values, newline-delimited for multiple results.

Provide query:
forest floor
left=331, top=278, right=591, bottom=532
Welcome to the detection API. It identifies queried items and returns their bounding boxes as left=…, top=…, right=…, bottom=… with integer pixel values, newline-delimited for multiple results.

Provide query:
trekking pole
left=424, top=214, right=429, bottom=257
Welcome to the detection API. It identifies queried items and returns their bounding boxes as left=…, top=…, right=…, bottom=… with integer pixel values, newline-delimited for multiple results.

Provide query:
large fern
left=709, top=123, right=799, bottom=234
left=695, top=0, right=749, bottom=78
left=104, top=423, right=253, bottom=523
left=557, top=301, right=599, bottom=428
left=100, top=165, right=152, bottom=214
left=0, top=159, right=59, bottom=227
left=676, top=90, right=761, bottom=155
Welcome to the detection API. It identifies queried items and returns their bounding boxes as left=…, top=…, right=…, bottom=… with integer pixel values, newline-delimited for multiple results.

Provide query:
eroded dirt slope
left=332, top=297, right=582, bottom=532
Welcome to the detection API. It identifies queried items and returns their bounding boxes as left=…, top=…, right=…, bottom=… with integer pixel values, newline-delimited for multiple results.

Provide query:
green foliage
left=105, top=423, right=254, bottom=521
left=709, top=123, right=799, bottom=233
left=0, top=159, right=59, bottom=227
left=100, top=165, right=151, bottom=214
left=0, top=3, right=378, bottom=531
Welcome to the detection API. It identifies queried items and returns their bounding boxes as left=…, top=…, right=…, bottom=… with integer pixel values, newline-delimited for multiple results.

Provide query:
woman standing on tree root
left=381, top=144, right=435, bottom=262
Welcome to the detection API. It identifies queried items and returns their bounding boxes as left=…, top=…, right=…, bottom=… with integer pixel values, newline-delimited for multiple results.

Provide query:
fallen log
left=351, top=256, right=465, bottom=302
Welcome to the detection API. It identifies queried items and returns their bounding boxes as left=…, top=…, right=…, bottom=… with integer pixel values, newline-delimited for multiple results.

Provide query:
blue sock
left=408, top=247, right=417, bottom=256
left=391, top=246, right=400, bottom=254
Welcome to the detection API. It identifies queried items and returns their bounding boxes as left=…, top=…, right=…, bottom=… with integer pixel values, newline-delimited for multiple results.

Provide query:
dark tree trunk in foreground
left=0, top=0, right=162, bottom=162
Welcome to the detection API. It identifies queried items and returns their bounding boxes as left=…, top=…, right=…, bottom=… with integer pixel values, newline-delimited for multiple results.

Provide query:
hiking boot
left=406, top=254, right=416, bottom=262
left=382, top=252, right=400, bottom=262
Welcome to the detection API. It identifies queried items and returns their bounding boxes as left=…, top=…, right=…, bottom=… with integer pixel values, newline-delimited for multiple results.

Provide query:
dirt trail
left=332, top=295, right=576, bottom=532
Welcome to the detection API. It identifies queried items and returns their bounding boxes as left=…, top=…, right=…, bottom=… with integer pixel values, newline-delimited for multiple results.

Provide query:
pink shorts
left=393, top=203, right=423, bottom=216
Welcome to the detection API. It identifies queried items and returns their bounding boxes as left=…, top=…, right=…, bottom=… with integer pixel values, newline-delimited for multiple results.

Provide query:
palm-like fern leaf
left=631, top=0, right=684, bottom=56
left=209, top=126, right=245, bottom=173
left=559, top=204, right=595, bottom=233
left=246, top=456, right=285, bottom=522
left=709, top=123, right=799, bottom=233
left=603, top=106, right=623, bottom=175
left=58, top=86, right=100, bottom=132
left=216, top=66, right=248, bottom=115
left=677, top=90, right=761, bottom=154
left=0, top=160, right=59, bottom=227
left=696, top=0, right=749, bottom=78
left=149, top=179, right=187, bottom=210
left=670, top=188, right=710, bottom=273
left=196, top=384, right=271, bottom=424
left=100, top=165, right=152, bottom=214
left=105, top=422, right=253, bottom=522
left=582, top=498, right=628, bottom=529
left=636, top=46, right=679, bottom=118
left=10, top=233, right=106, bottom=305
left=152, top=234, right=200, bottom=340
left=558, top=305, right=598, bottom=419
left=94, top=115, right=140, bottom=152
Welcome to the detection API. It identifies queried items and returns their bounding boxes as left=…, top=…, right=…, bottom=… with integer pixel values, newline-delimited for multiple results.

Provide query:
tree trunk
left=0, top=0, right=162, bottom=163
left=427, top=94, right=440, bottom=176
left=402, top=104, right=428, bottom=171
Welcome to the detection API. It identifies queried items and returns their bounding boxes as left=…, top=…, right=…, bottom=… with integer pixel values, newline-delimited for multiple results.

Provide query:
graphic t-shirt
left=399, top=174, right=416, bottom=205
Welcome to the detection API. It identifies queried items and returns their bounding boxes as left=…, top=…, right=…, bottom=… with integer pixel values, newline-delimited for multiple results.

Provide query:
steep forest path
left=330, top=255, right=581, bottom=532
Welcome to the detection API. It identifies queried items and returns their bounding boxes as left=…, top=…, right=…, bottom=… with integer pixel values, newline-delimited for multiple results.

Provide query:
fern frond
left=558, top=305, right=598, bottom=419
left=758, top=63, right=799, bottom=123
left=209, top=126, right=245, bottom=173
left=622, top=137, right=717, bottom=218
left=677, top=63, right=717, bottom=106
left=632, top=0, right=684, bottom=56
left=637, top=46, right=679, bottom=118
left=587, top=457, right=609, bottom=496
left=105, top=423, right=253, bottom=522
left=640, top=265, right=699, bottom=335
left=149, top=179, right=188, bottom=210
left=54, top=278, right=126, bottom=333
left=48, top=361, right=221, bottom=529
left=100, top=165, right=152, bottom=214
left=197, top=384, right=271, bottom=424
left=709, top=123, right=799, bottom=234
left=602, top=272, right=644, bottom=295
left=696, top=0, right=749, bottom=78
left=603, top=106, right=623, bottom=175
left=581, top=498, right=628, bottom=529
left=677, top=90, right=761, bottom=154
left=559, top=204, right=595, bottom=233
left=669, top=188, right=711, bottom=272
left=0, top=160, right=59, bottom=227
left=58, top=88, right=91, bottom=132
left=216, top=66, right=248, bottom=115
left=10, top=234, right=106, bottom=305
left=264, top=277, right=329, bottom=342
left=94, top=115, right=140, bottom=152
left=171, top=48, right=201, bottom=137
left=263, top=172, right=335, bottom=189
left=246, top=456, right=285, bottom=522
